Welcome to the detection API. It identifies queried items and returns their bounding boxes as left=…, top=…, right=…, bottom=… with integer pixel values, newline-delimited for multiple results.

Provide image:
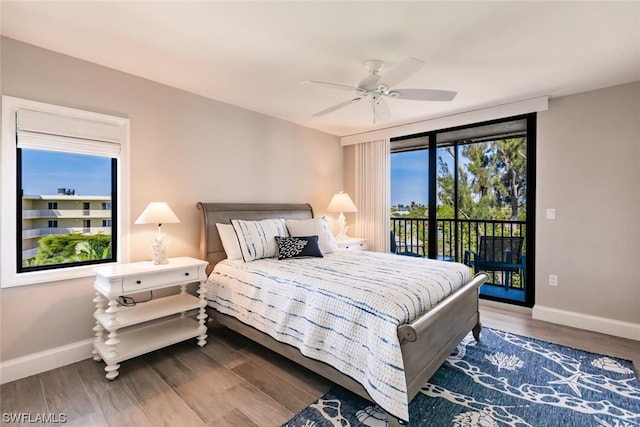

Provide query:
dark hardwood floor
left=2, top=302, right=639, bottom=426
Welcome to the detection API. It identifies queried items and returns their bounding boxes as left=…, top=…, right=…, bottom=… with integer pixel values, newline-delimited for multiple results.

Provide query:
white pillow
left=286, top=217, right=337, bottom=254
left=215, top=223, right=242, bottom=261
left=231, top=218, right=289, bottom=262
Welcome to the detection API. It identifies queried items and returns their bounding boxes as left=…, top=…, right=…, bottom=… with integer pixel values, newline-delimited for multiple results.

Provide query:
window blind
left=16, top=109, right=122, bottom=157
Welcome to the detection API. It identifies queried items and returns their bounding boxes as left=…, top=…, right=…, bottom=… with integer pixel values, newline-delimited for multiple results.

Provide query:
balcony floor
left=479, top=283, right=526, bottom=303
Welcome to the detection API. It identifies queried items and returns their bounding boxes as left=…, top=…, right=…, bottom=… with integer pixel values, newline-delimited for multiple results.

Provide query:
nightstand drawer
left=122, top=265, right=200, bottom=293
left=336, top=238, right=367, bottom=251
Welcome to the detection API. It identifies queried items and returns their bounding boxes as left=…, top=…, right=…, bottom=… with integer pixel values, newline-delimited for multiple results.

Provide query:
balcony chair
left=464, top=236, right=526, bottom=289
left=390, top=231, right=422, bottom=257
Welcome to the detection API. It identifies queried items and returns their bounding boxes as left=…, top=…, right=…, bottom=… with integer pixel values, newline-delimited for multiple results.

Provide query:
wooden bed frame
left=197, top=202, right=487, bottom=426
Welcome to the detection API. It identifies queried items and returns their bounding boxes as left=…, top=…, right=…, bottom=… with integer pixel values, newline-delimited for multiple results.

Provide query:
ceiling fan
left=304, top=57, right=456, bottom=124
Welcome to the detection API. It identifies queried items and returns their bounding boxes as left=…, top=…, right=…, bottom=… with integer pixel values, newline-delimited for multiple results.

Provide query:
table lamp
left=135, top=202, right=180, bottom=264
left=327, top=191, right=358, bottom=240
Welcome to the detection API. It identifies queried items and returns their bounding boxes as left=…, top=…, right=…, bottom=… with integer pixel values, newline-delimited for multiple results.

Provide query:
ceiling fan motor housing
left=364, top=59, right=385, bottom=74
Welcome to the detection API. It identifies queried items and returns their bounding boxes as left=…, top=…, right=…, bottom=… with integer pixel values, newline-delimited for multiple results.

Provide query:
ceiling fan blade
left=303, top=80, right=361, bottom=92
left=393, top=88, right=457, bottom=102
left=312, top=97, right=363, bottom=117
left=379, top=57, right=425, bottom=88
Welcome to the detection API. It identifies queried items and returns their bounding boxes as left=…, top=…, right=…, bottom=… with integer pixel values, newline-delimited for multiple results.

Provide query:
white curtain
left=355, top=138, right=390, bottom=253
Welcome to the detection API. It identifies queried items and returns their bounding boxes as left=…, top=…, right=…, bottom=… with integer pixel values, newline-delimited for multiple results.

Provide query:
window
left=20, top=150, right=115, bottom=272
left=102, top=202, right=112, bottom=210
left=1, top=96, right=130, bottom=287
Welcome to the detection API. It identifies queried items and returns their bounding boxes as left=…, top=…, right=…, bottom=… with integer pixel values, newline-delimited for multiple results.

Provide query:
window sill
left=1, top=263, right=118, bottom=288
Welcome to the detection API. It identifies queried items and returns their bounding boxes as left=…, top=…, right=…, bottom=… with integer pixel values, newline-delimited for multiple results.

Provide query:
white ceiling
left=2, top=1, right=639, bottom=137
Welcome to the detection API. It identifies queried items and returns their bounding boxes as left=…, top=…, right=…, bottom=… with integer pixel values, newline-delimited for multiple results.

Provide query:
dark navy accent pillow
left=275, top=235, right=323, bottom=260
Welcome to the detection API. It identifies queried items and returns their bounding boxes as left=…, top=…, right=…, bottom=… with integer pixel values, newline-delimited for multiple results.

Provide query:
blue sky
left=21, top=149, right=111, bottom=196
left=390, top=150, right=429, bottom=206
left=391, top=147, right=463, bottom=207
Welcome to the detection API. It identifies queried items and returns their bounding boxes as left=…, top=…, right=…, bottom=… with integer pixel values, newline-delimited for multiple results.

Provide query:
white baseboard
left=0, top=339, right=93, bottom=384
left=480, top=298, right=532, bottom=315
left=532, top=305, right=640, bottom=341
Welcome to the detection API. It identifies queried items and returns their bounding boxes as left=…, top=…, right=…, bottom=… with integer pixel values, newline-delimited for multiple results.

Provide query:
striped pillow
left=231, top=218, right=289, bottom=262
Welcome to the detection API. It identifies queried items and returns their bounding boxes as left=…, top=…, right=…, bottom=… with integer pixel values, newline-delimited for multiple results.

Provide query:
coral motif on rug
left=283, top=328, right=640, bottom=427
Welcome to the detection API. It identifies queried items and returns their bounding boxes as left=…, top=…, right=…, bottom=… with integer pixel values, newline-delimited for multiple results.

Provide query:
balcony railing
left=22, top=209, right=112, bottom=219
left=22, top=227, right=111, bottom=239
left=22, top=247, right=40, bottom=259
left=390, top=217, right=527, bottom=289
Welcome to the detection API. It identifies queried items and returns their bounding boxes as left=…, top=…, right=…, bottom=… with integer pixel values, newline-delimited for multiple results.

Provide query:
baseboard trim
left=0, top=339, right=93, bottom=384
left=532, top=305, right=640, bottom=341
left=480, top=298, right=532, bottom=315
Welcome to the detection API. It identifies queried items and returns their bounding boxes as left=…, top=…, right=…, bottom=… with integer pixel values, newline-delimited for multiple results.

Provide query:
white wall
left=0, top=37, right=342, bottom=379
left=534, top=82, right=640, bottom=338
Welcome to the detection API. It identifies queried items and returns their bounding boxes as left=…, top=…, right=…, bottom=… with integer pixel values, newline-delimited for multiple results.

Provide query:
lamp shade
left=327, top=191, right=358, bottom=213
left=135, top=202, right=180, bottom=225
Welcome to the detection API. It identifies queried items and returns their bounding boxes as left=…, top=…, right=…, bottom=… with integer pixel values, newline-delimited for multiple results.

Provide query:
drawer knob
left=184, top=272, right=190, bottom=276
left=136, top=280, right=142, bottom=284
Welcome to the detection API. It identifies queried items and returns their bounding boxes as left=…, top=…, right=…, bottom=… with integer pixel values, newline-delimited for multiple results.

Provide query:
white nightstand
left=336, top=237, right=368, bottom=251
left=92, top=256, right=209, bottom=380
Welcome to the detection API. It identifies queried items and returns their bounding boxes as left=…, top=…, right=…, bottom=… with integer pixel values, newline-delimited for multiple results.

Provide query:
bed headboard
left=196, top=202, right=314, bottom=272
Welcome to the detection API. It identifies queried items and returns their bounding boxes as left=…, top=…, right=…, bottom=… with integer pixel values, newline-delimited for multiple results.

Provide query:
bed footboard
left=398, top=273, right=488, bottom=399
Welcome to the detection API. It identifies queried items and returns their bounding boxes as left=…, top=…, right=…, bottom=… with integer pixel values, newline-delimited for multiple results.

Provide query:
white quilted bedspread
left=206, top=250, right=472, bottom=421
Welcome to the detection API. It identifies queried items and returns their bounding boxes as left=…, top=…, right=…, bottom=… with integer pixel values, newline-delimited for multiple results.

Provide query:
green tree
left=24, top=234, right=111, bottom=267
left=495, top=138, right=527, bottom=220
left=437, top=137, right=526, bottom=221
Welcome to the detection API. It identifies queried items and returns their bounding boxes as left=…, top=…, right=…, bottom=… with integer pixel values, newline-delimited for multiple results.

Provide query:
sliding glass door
left=390, top=115, right=535, bottom=306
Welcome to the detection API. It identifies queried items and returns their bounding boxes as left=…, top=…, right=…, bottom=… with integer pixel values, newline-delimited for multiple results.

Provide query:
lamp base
left=336, top=212, right=349, bottom=241
left=150, top=227, right=170, bottom=265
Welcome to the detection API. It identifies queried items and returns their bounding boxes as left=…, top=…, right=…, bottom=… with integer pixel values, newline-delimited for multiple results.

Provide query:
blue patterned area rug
left=283, top=328, right=640, bottom=427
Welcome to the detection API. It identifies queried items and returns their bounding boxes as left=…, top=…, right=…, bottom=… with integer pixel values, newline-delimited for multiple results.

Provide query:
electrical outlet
left=546, top=208, right=556, bottom=220
left=548, top=274, right=558, bottom=287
